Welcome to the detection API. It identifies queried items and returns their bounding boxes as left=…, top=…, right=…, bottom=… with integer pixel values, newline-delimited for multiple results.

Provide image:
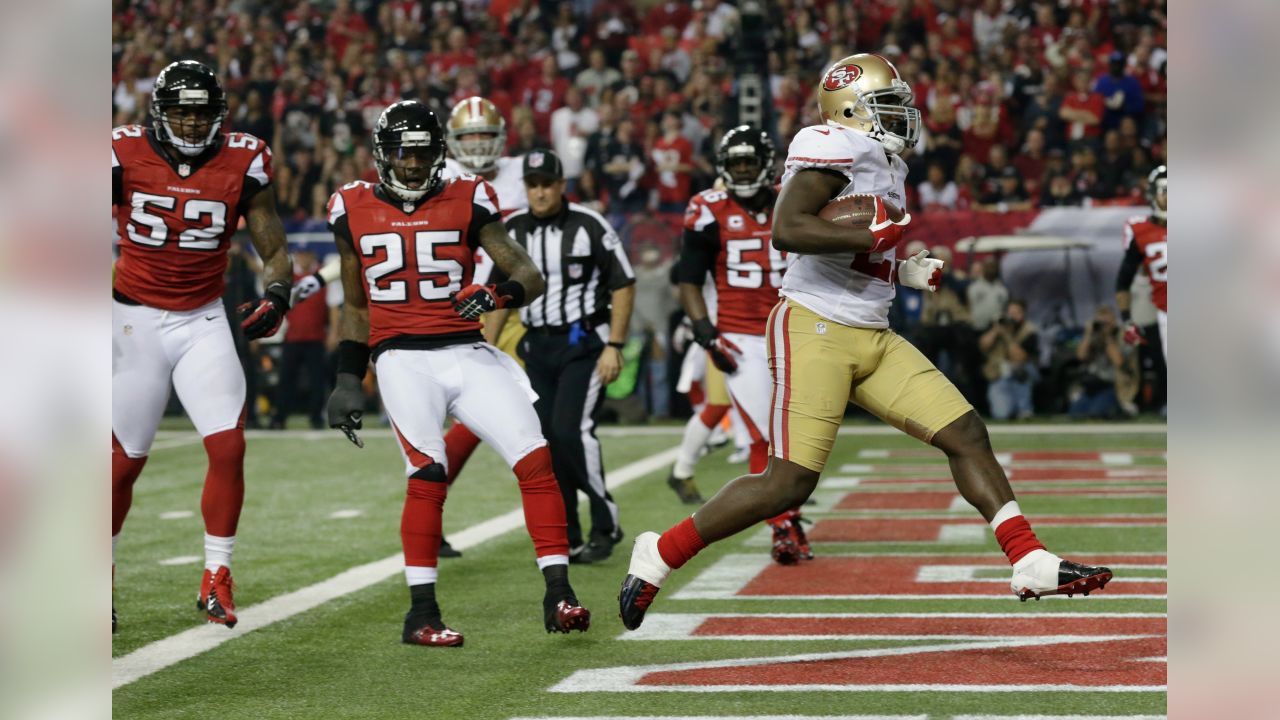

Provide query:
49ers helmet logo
left=822, top=64, right=863, bottom=91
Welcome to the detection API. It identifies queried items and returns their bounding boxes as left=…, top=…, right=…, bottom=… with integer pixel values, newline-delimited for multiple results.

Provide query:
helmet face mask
left=373, top=101, right=446, bottom=202
left=819, top=54, right=921, bottom=155
left=151, top=61, right=228, bottom=157
left=716, top=125, right=775, bottom=198
left=446, top=97, right=507, bottom=173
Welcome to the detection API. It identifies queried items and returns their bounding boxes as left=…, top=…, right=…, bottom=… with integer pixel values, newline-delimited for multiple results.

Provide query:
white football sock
left=536, top=554, right=569, bottom=570
left=674, top=413, right=715, bottom=479
left=203, top=534, right=235, bottom=572
left=404, top=566, right=439, bottom=586
left=988, top=500, right=1023, bottom=532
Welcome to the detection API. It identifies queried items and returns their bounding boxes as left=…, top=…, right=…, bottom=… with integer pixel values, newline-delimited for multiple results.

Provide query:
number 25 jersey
left=112, top=126, right=273, bottom=310
left=327, top=176, right=502, bottom=349
left=1123, top=216, right=1167, bottom=312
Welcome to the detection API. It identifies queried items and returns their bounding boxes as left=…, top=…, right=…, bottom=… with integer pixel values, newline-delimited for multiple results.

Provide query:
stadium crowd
left=111, top=0, right=1168, bottom=422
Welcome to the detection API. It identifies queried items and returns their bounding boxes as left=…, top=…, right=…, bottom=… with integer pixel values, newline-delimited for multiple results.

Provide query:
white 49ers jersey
left=444, top=156, right=527, bottom=285
left=444, top=156, right=527, bottom=215
left=778, top=124, right=909, bottom=329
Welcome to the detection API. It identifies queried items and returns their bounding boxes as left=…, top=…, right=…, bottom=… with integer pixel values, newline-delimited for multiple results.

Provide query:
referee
left=492, top=149, right=636, bottom=564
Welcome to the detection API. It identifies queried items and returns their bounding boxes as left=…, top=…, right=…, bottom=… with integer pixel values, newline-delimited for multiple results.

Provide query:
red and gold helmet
left=445, top=96, right=507, bottom=173
left=817, top=53, right=920, bottom=155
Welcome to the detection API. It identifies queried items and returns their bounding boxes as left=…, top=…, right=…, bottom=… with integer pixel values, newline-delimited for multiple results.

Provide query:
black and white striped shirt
left=503, top=202, right=635, bottom=328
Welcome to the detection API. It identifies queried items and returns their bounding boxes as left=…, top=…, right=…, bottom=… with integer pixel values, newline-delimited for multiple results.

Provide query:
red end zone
left=738, top=554, right=1164, bottom=597
left=810, top=516, right=1165, bottom=542
left=691, top=614, right=1165, bottom=637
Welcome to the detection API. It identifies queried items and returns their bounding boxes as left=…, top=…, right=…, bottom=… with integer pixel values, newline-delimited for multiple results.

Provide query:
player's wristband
left=607, top=341, right=626, bottom=350
left=494, top=280, right=527, bottom=308
left=265, top=280, right=292, bottom=311
left=336, top=340, right=371, bottom=376
left=1119, top=309, right=1132, bottom=323
left=691, top=317, right=718, bottom=348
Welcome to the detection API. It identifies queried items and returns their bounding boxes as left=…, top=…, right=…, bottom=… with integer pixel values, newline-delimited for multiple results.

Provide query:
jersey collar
left=145, top=129, right=223, bottom=179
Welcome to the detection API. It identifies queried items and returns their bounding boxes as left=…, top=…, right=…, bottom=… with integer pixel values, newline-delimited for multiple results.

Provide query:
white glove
left=897, top=249, right=945, bottom=292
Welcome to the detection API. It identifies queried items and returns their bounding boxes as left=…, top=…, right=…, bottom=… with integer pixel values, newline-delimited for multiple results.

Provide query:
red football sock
left=687, top=382, right=705, bottom=408
left=657, top=516, right=707, bottom=569
left=200, top=429, right=245, bottom=537
left=748, top=440, right=770, bottom=474
left=443, top=422, right=482, bottom=485
left=767, top=507, right=800, bottom=526
left=402, top=472, right=448, bottom=568
left=994, top=515, right=1046, bottom=565
left=513, top=446, right=570, bottom=558
left=698, top=403, right=730, bottom=428
left=112, top=433, right=147, bottom=536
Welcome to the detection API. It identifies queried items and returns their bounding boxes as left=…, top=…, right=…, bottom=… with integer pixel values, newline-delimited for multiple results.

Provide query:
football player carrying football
left=1116, top=165, right=1168, bottom=356
left=325, top=101, right=589, bottom=646
left=670, top=125, right=814, bottom=564
left=112, top=60, right=292, bottom=631
left=620, top=54, right=1114, bottom=630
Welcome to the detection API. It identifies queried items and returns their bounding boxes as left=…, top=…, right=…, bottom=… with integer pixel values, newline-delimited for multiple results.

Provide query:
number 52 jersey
left=112, top=125, right=273, bottom=310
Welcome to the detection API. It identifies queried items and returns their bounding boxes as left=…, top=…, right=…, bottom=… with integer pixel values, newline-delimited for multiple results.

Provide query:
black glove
left=327, top=373, right=366, bottom=448
left=691, top=317, right=739, bottom=373
left=238, top=281, right=291, bottom=340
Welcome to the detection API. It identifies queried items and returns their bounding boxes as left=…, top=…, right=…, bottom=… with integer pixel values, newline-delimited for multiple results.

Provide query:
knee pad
left=410, top=462, right=448, bottom=483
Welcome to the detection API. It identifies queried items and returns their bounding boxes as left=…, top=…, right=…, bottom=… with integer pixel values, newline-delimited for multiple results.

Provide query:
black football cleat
left=666, top=471, right=705, bottom=505
left=197, top=566, right=238, bottom=628
left=1014, top=556, right=1114, bottom=601
left=544, top=596, right=591, bottom=634
left=618, top=575, right=661, bottom=631
left=438, top=536, right=462, bottom=558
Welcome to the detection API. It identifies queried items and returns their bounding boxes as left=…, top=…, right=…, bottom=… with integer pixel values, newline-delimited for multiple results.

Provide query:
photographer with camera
left=979, top=299, right=1040, bottom=420
left=1069, top=306, right=1130, bottom=418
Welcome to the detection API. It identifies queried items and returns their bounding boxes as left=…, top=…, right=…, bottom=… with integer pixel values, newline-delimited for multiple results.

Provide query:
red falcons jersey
left=1123, top=215, right=1168, bottom=312
left=328, top=176, right=501, bottom=348
left=112, top=126, right=273, bottom=310
left=682, top=188, right=788, bottom=335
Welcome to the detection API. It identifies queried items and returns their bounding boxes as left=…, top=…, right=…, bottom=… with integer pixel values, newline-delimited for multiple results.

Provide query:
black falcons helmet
left=373, top=101, right=447, bottom=201
left=716, top=125, right=776, bottom=198
left=151, top=60, right=228, bottom=156
left=1146, top=164, right=1167, bottom=221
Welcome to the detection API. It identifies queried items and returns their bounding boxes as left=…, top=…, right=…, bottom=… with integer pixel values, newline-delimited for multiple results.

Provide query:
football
left=817, top=194, right=904, bottom=228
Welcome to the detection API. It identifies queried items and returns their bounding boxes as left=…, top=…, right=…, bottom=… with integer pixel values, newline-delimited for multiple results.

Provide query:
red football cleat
left=402, top=617, right=465, bottom=647
left=545, top=598, right=591, bottom=634
left=197, top=566, right=238, bottom=628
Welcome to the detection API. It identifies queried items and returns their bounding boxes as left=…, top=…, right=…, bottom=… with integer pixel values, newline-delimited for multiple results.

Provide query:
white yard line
left=113, top=446, right=680, bottom=689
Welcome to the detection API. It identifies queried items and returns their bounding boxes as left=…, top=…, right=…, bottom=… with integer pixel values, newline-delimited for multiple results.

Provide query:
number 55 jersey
left=112, top=125, right=272, bottom=310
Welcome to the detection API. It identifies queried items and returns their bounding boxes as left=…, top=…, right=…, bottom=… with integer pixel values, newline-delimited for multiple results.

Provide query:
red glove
left=238, top=282, right=291, bottom=340
left=450, top=284, right=511, bottom=320
left=1122, top=322, right=1147, bottom=346
left=867, top=196, right=912, bottom=255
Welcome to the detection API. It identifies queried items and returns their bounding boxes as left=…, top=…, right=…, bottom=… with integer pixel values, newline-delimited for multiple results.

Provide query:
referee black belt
left=525, top=312, right=610, bottom=336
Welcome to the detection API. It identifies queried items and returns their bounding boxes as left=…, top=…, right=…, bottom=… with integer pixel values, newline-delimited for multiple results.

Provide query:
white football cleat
left=1011, top=549, right=1114, bottom=601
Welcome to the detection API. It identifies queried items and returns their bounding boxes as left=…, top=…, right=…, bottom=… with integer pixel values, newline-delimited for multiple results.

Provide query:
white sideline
left=112, top=446, right=680, bottom=689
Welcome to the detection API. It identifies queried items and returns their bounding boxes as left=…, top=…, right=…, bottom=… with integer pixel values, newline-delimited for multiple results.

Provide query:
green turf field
left=112, top=420, right=1166, bottom=720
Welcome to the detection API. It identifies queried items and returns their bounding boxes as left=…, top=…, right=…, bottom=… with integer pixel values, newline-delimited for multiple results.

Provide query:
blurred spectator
left=979, top=166, right=1033, bottom=212
left=520, top=56, right=570, bottom=140
left=967, top=259, right=1009, bottom=332
left=593, top=116, right=646, bottom=223
left=918, top=163, right=960, bottom=212
left=916, top=247, right=982, bottom=405
left=550, top=85, right=599, bottom=193
left=272, top=250, right=334, bottom=430
left=1069, top=306, right=1128, bottom=418
left=1040, top=172, right=1083, bottom=207
left=651, top=112, right=694, bottom=213
left=1093, top=51, right=1145, bottom=130
left=980, top=299, right=1039, bottom=420
left=576, top=47, right=621, bottom=107
left=1012, top=128, right=1049, bottom=198
left=1059, top=69, right=1104, bottom=143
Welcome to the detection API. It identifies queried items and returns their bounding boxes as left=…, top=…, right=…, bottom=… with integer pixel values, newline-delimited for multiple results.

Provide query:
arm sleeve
left=1115, top=228, right=1143, bottom=292
left=675, top=225, right=720, bottom=285
left=592, top=216, right=636, bottom=291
